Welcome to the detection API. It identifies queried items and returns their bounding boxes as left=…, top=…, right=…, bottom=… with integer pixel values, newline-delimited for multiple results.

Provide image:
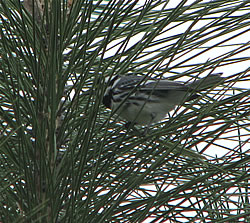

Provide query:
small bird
left=103, top=73, right=223, bottom=127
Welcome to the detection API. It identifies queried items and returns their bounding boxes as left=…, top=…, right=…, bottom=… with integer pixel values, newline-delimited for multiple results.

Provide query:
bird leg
left=124, top=121, right=144, bottom=136
left=143, top=112, right=156, bottom=135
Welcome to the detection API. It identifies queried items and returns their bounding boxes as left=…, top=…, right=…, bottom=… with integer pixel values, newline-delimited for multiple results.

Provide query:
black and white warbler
left=103, top=73, right=223, bottom=126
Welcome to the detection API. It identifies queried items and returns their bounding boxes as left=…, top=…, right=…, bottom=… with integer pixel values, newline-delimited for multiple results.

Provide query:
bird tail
left=188, top=73, right=224, bottom=91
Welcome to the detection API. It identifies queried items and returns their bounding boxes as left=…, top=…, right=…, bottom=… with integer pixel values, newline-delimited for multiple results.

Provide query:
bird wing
left=116, top=76, right=188, bottom=91
left=142, top=79, right=188, bottom=91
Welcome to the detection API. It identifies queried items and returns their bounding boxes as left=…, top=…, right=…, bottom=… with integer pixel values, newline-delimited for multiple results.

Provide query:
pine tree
left=0, top=1, right=249, bottom=222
